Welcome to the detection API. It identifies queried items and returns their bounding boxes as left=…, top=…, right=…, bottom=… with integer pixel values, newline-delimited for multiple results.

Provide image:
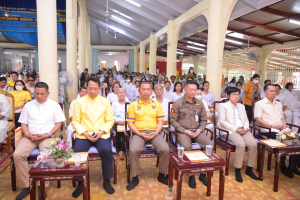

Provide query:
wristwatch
left=46, top=133, right=52, bottom=138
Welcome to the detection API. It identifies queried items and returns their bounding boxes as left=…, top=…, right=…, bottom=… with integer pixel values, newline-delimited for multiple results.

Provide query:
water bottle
left=165, top=187, right=174, bottom=200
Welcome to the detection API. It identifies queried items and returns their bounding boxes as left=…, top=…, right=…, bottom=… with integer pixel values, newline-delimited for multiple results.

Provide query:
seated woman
left=218, top=87, right=259, bottom=183
left=112, top=88, right=129, bottom=160
left=0, top=77, right=12, bottom=93
left=153, top=84, right=169, bottom=126
left=9, top=80, right=32, bottom=128
left=202, top=81, right=217, bottom=109
left=171, top=82, right=184, bottom=102
left=26, top=75, right=36, bottom=99
left=107, top=82, right=129, bottom=103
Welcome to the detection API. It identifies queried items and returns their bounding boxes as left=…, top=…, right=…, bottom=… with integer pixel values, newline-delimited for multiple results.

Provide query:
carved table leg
left=289, top=155, right=295, bottom=178
left=168, top=158, right=173, bottom=188
left=273, top=153, right=281, bottom=192
left=176, top=171, right=183, bottom=200
left=259, top=145, right=265, bottom=181
left=82, top=175, right=88, bottom=200
left=206, top=172, right=212, bottom=196
left=30, top=178, right=36, bottom=200
left=40, top=180, right=45, bottom=200
left=219, top=167, right=225, bottom=200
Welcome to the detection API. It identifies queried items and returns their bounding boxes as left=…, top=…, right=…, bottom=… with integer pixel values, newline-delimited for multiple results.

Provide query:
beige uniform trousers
left=129, top=130, right=169, bottom=177
left=227, top=131, right=257, bottom=168
left=13, top=137, right=55, bottom=188
left=177, top=131, right=214, bottom=150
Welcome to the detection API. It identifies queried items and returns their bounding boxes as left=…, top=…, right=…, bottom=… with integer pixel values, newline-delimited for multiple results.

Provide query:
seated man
left=126, top=81, right=169, bottom=191
left=255, top=84, right=300, bottom=177
left=219, top=87, right=259, bottom=182
left=274, top=84, right=292, bottom=124
left=72, top=77, right=115, bottom=197
left=65, top=87, right=87, bottom=145
left=14, top=82, right=66, bottom=200
left=7, top=71, right=19, bottom=89
left=0, top=93, right=9, bottom=143
left=170, top=80, right=213, bottom=188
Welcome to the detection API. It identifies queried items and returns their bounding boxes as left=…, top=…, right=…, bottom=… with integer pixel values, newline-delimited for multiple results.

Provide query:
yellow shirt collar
left=138, top=98, right=153, bottom=105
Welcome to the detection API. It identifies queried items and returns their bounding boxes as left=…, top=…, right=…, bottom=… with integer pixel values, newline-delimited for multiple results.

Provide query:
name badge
left=195, top=115, right=199, bottom=122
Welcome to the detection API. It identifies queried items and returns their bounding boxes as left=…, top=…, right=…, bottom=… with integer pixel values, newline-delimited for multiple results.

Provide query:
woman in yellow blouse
left=185, top=67, right=196, bottom=80
left=9, top=80, right=32, bottom=128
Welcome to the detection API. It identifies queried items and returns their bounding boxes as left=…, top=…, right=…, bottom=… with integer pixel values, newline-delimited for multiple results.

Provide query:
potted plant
left=279, top=128, right=299, bottom=145
left=46, top=138, right=73, bottom=168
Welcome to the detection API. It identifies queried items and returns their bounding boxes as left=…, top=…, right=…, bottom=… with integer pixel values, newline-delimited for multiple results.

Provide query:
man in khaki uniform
left=126, top=81, right=169, bottom=191
left=170, top=80, right=213, bottom=189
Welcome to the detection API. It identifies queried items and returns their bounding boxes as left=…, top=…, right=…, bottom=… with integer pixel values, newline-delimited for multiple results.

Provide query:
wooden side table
left=258, top=143, right=300, bottom=192
left=168, top=152, right=226, bottom=200
left=29, top=160, right=90, bottom=200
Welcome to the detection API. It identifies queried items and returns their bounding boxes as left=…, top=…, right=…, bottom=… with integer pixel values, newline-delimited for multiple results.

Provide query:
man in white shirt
left=274, top=84, right=293, bottom=124
left=0, top=93, right=9, bottom=143
left=14, top=82, right=66, bottom=200
left=65, top=87, right=88, bottom=145
left=170, top=75, right=176, bottom=91
left=178, top=75, right=186, bottom=83
left=260, top=80, right=271, bottom=99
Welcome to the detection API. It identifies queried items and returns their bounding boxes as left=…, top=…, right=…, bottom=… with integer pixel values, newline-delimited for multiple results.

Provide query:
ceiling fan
left=1, top=10, right=20, bottom=17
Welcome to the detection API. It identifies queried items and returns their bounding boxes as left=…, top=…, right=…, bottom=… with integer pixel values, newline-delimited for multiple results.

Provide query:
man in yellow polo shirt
left=72, top=77, right=115, bottom=196
left=126, top=81, right=169, bottom=191
left=7, top=71, right=19, bottom=89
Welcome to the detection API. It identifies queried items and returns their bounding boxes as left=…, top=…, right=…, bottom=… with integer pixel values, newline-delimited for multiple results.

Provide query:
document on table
left=184, top=150, right=211, bottom=162
left=67, top=152, right=88, bottom=163
left=259, top=139, right=287, bottom=148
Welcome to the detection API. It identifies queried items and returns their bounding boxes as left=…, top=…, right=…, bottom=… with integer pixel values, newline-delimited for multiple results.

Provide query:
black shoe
left=38, top=186, right=47, bottom=200
left=245, top=166, right=259, bottom=181
left=235, top=168, right=243, bottom=183
left=199, top=174, right=207, bottom=186
left=72, top=181, right=82, bottom=198
left=188, top=175, right=196, bottom=189
left=293, top=165, right=300, bottom=176
left=157, top=173, right=168, bottom=185
left=126, top=176, right=139, bottom=191
left=16, top=187, right=30, bottom=200
left=103, top=179, right=115, bottom=194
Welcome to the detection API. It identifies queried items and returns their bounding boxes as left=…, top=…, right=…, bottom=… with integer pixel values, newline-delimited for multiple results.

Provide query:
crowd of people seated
left=1, top=67, right=300, bottom=199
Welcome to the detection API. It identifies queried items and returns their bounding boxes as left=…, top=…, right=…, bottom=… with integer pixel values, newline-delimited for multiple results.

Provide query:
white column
left=149, top=34, right=158, bottom=75
left=78, top=0, right=86, bottom=73
left=86, top=15, right=92, bottom=73
left=192, top=55, right=201, bottom=75
left=37, top=0, right=58, bottom=102
left=134, top=46, right=138, bottom=72
left=255, top=50, right=272, bottom=85
left=66, top=0, right=78, bottom=102
left=166, top=20, right=178, bottom=79
left=139, top=41, right=145, bottom=73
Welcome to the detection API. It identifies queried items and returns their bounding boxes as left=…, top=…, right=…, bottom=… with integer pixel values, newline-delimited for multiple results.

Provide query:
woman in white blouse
left=218, top=87, right=258, bottom=183
left=283, top=82, right=296, bottom=98
left=107, top=82, right=129, bottom=103
left=171, top=82, right=184, bottom=102
left=126, top=76, right=137, bottom=102
left=112, top=88, right=128, bottom=159
left=202, top=81, right=217, bottom=108
left=153, top=84, right=169, bottom=125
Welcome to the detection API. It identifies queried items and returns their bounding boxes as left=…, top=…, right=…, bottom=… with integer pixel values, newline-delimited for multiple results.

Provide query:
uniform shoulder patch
left=171, top=107, right=177, bottom=114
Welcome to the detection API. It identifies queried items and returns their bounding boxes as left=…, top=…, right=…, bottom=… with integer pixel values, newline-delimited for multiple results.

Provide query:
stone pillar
left=37, top=0, right=58, bottom=102
left=128, top=50, right=134, bottom=73
left=66, top=0, right=78, bottom=102
left=134, top=46, right=138, bottom=72
left=192, top=55, right=201, bottom=75
left=139, top=41, right=145, bottom=73
left=255, top=49, right=272, bottom=85
left=149, top=34, right=158, bottom=75
left=92, top=49, right=98, bottom=73
left=78, top=0, right=86, bottom=73
left=166, top=20, right=178, bottom=79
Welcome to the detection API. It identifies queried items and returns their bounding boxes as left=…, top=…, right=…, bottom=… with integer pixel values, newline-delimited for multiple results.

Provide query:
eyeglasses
left=230, top=93, right=240, bottom=97
left=28, top=80, right=34, bottom=82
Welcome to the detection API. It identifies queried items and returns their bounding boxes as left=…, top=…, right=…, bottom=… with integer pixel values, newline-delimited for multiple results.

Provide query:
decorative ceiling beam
left=235, top=18, right=300, bottom=38
left=260, top=7, right=300, bottom=21
left=227, top=27, right=283, bottom=44
left=178, top=41, right=207, bottom=50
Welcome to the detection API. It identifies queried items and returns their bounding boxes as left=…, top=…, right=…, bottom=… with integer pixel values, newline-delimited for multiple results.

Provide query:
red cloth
left=156, top=61, right=182, bottom=74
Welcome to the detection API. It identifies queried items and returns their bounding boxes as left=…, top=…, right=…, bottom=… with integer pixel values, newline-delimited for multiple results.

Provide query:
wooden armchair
left=213, top=99, right=262, bottom=175
left=252, top=99, right=300, bottom=171
left=167, top=102, right=214, bottom=153
left=124, top=102, right=167, bottom=183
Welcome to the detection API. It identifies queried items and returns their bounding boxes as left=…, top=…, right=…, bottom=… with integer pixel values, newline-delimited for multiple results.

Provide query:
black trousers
left=15, top=112, right=21, bottom=128
left=245, top=105, right=253, bottom=123
left=112, top=123, right=129, bottom=152
left=74, top=138, right=113, bottom=180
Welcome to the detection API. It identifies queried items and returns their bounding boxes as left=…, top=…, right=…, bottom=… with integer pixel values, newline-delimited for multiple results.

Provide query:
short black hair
left=285, top=82, right=293, bottom=90
left=86, top=77, right=100, bottom=88
left=251, top=74, right=260, bottom=80
left=185, top=80, right=198, bottom=88
left=236, top=82, right=242, bottom=87
left=11, top=71, right=19, bottom=76
left=0, top=77, right=7, bottom=82
left=165, top=81, right=170, bottom=84
left=14, top=80, right=27, bottom=91
left=203, top=81, right=209, bottom=86
left=199, top=87, right=204, bottom=91
left=187, top=77, right=193, bottom=81
left=224, top=86, right=231, bottom=93
left=274, top=84, right=281, bottom=90
left=80, top=86, right=87, bottom=91
left=139, top=81, right=151, bottom=88
left=264, top=80, right=271, bottom=85
left=170, top=75, right=176, bottom=79
left=35, top=82, right=49, bottom=91
left=226, top=86, right=240, bottom=96
left=84, top=68, right=88, bottom=71
left=264, top=83, right=275, bottom=91
left=112, top=82, right=121, bottom=92
left=173, top=82, right=182, bottom=92
left=27, top=74, right=36, bottom=80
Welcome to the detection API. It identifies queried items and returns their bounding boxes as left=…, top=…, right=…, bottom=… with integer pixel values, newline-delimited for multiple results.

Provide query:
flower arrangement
left=279, top=128, right=299, bottom=140
left=45, top=138, right=73, bottom=162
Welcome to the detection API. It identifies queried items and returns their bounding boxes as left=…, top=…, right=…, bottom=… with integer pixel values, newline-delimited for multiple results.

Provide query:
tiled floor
left=0, top=146, right=299, bottom=200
